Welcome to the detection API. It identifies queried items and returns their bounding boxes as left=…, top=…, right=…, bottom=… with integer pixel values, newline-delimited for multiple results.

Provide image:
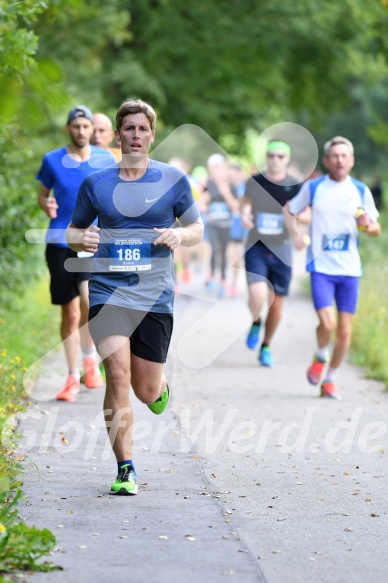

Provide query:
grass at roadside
left=351, top=211, right=388, bottom=388
left=0, top=276, right=61, bottom=578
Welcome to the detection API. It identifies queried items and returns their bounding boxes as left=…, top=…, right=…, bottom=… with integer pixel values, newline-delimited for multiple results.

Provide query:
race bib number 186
left=108, top=238, right=152, bottom=271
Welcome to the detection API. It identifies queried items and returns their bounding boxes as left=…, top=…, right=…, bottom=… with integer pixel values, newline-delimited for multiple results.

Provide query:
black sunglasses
left=267, top=153, right=286, bottom=159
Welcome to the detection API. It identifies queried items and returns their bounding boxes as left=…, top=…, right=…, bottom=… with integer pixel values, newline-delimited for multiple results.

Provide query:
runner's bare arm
left=38, top=183, right=58, bottom=218
left=283, top=201, right=309, bottom=251
left=66, top=222, right=100, bottom=253
left=240, top=195, right=254, bottom=229
left=365, top=220, right=381, bottom=237
left=154, top=218, right=203, bottom=250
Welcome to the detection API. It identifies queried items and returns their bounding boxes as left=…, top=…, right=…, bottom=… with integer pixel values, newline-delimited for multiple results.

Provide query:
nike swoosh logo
left=145, top=197, right=161, bottom=203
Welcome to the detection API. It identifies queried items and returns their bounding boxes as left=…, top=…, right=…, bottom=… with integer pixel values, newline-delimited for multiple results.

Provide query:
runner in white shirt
left=288, top=136, right=381, bottom=399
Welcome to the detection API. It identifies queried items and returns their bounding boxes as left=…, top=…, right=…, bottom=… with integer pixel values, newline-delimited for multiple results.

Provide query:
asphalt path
left=19, top=252, right=388, bottom=583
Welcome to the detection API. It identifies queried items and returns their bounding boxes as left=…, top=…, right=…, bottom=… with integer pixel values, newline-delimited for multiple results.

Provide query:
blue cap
left=67, top=105, right=93, bottom=124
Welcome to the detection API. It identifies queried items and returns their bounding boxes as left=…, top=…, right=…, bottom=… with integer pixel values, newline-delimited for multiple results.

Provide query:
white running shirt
left=289, top=175, right=379, bottom=276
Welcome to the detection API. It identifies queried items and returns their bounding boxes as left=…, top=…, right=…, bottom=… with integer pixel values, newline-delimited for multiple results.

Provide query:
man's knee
left=132, top=380, right=160, bottom=405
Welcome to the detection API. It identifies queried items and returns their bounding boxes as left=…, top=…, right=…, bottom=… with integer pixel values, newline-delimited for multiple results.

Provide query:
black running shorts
left=45, top=245, right=90, bottom=305
left=88, top=304, right=173, bottom=363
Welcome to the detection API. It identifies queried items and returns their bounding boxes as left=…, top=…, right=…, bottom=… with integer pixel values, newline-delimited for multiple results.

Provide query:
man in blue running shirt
left=66, top=98, right=203, bottom=495
left=37, top=105, right=115, bottom=401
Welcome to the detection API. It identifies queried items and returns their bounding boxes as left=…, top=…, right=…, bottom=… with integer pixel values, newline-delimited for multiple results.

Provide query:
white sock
left=325, top=367, right=338, bottom=382
left=69, top=370, right=80, bottom=381
left=83, top=347, right=97, bottom=359
left=317, top=346, right=330, bottom=361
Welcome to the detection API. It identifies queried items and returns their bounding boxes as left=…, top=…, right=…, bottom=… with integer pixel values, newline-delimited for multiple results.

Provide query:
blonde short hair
left=323, top=136, right=354, bottom=157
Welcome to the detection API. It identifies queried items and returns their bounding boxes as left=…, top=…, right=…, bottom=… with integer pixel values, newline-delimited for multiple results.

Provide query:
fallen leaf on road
left=119, top=536, right=128, bottom=539
left=158, top=536, right=168, bottom=540
left=277, top=517, right=287, bottom=521
left=185, top=536, right=196, bottom=541
left=344, top=528, right=353, bottom=532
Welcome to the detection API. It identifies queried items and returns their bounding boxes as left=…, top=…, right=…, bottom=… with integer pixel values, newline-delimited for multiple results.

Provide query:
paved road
left=19, top=255, right=388, bottom=583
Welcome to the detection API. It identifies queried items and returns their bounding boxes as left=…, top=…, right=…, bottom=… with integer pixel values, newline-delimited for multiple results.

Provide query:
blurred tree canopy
left=1, top=0, right=388, bottom=305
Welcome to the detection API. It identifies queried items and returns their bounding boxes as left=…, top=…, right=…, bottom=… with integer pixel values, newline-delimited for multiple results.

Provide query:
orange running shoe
left=83, top=356, right=104, bottom=389
left=320, top=380, right=341, bottom=399
left=306, top=354, right=327, bottom=385
left=56, top=374, right=80, bottom=402
left=181, top=268, right=192, bottom=283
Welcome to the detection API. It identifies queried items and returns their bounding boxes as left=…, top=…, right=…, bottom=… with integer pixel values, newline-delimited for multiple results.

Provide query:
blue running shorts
left=245, top=244, right=291, bottom=296
left=310, top=272, right=360, bottom=314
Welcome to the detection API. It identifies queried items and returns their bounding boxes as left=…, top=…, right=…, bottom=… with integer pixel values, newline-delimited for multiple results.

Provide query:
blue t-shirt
left=71, top=159, right=200, bottom=314
left=36, top=145, right=115, bottom=247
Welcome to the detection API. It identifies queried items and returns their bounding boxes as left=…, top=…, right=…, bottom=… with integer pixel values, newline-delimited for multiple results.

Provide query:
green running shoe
left=147, top=384, right=169, bottom=415
left=110, top=464, right=138, bottom=496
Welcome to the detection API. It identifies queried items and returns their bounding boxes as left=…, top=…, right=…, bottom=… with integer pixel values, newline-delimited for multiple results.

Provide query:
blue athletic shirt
left=36, top=145, right=115, bottom=247
left=70, top=159, right=200, bottom=314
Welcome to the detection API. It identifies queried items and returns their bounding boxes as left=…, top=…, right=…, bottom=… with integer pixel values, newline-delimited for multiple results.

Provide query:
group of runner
left=37, top=99, right=381, bottom=495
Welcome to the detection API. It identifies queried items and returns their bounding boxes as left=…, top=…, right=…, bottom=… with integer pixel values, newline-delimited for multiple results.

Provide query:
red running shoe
left=320, top=380, right=341, bottom=399
left=306, top=354, right=327, bottom=385
left=83, top=356, right=104, bottom=389
left=56, top=374, right=80, bottom=402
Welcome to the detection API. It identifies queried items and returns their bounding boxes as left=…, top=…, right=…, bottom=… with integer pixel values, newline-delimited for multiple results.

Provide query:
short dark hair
left=116, top=98, right=156, bottom=132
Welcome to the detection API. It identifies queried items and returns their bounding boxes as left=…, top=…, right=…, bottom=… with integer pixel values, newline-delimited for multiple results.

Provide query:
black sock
left=253, top=317, right=261, bottom=325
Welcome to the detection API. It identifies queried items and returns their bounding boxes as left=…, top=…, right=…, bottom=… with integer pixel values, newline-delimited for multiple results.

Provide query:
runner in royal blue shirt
left=37, top=105, right=115, bottom=401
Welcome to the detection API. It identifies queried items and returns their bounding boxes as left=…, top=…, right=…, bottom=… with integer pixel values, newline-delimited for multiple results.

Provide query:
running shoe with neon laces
left=56, top=374, right=80, bottom=402
left=320, top=380, right=341, bottom=399
left=110, top=464, right=138, bottom=496
left=83, top=356, right=104, bottom=389
left=147, top=384, right=169, bottom=415
left=307, top=354, right=328, bottom=385
left=246, top=322, right=261, bottom=350
left=259, top=345, right=274, bottom=367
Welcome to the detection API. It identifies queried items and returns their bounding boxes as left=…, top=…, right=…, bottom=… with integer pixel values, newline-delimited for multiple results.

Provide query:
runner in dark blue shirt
left=66, top=98, right=203, bottom=495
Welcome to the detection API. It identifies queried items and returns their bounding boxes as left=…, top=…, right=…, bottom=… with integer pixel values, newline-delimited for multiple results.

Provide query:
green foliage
left=351, top=210, right=388, bottom=387
left=0, top=1, right=67, bottom=308
left=0, top=481, right=60, bottom=574
left=0, top=279, right=60, bottom=578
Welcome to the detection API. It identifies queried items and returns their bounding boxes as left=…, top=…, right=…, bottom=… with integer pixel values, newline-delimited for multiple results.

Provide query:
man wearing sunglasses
left=241, top=140, right=301, bottom=367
